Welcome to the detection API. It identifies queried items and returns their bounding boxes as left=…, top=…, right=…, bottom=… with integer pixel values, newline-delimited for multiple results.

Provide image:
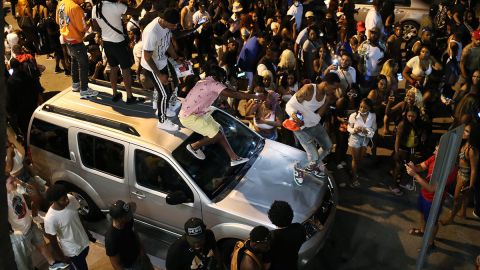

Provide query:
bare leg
left=351, top=147, right=360, bottom=179
left=36, top=243, right=55, bottom=265
left=191, top=131, right=239, bottom=161
left=122, top=68, right=133, bottom=98
left=442, top=179, right=464, bottom=225
left=383, top=114, right=391, bottom=135
left=110, top=66, right=119, bottom=95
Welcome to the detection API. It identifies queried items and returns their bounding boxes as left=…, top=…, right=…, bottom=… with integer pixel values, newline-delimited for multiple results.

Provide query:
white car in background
left=324, top=0, right=430, bottom=40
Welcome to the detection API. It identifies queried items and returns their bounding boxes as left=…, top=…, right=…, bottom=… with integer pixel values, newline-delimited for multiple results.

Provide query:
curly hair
left=268, top=201, right=294, bottom=227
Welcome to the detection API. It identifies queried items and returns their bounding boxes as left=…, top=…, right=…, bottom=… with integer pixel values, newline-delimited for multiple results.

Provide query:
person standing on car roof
left=141, top=8, right=183, bottom=131
left=105, top=200, right=154, bottom=270
left=56, top=0, right=99, bottom=99
left=91, top=0, right=146, bottom=104
left=166, top=217, right=223, bottom=270
left=179, top=65, right=264, bottom=167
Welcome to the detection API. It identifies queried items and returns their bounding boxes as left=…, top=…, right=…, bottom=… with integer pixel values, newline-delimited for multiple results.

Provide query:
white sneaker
left=72, top=82, right=80, bottom=92
left=231, top=157, right=249, bottom=166
left=186, top=144, right=206, bottom=160
left=157, top=119, right=179, bottom=131
left=152, top=90, right=158, bottom=110
left=80, top=88, right=99, bottom=99
left=166, top=108, right=177, bottom=117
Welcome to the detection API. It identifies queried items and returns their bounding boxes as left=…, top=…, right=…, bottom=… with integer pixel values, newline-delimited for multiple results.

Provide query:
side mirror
left=166, top=191, right=189, bottom=205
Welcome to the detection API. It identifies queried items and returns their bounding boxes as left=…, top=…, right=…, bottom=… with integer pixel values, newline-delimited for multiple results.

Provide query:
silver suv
left=28, top=83, right=337, bottom=266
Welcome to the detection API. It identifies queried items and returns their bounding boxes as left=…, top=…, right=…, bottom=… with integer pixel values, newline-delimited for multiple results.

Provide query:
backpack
left=16, top=54, right=41, bottom=80
left=230, top=240, right=262, bottom=270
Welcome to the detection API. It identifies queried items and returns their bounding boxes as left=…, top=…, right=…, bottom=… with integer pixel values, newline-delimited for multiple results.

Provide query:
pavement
left=6, top=12, right=480, bottom=270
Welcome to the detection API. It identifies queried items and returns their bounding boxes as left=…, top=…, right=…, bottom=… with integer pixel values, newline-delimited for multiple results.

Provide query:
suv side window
left=29, top=118, right=70, bottom=159
left=78, top=133, right=125, bottom=178
left=135, top=149, right=193, bottom=200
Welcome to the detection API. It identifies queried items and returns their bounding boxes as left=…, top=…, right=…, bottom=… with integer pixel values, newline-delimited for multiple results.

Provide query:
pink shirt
left=180, top=77, right=226, bottom=117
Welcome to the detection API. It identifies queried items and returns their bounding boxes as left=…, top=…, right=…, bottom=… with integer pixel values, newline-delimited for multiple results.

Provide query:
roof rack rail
left=42, top=104, right=140, bottom=137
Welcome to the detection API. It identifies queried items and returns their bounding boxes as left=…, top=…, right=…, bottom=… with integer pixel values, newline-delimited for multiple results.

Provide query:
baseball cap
left=282, top=119, right=300, bottom=131
left=109, top=200, right=135, bottom=219
left=184, top=218, right=206, bottom=240
left=473, top=30, right=480, bottom=41
left=357, top=21, right=366, bottom=32
left=305, top=11, right=314, bottom=18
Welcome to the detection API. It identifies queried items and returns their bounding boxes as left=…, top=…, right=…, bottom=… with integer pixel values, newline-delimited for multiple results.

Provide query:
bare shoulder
left=296, top=84, right=314, bottom=102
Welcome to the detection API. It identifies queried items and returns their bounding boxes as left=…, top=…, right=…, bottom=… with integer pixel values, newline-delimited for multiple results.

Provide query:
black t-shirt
left=105, top=220, right=141, bottom=268
left=269, top=223, right=306, bottom=270
left=166, top=230, right=219, bottom=270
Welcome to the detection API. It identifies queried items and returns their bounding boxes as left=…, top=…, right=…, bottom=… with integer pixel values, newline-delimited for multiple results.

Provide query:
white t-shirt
left=92, top=2, right=127, bottom=43
left=7, top=190, right=32, bottom=235
left=133, top=41, right=143, bottom=67
left=358, top=41, right=384, bottom=77
left=44, top=194, right=89, bottom=257
left=287, top=2, right=303, bottom=31
left=406, top=56, right=432, bottom=78
left=365, top=8, right=384, bottom=36
left=332, top=66, right=356, bottom=92
left=295, top=27, right=308, bottom=47
left=141, top=18, right=171, bottom=72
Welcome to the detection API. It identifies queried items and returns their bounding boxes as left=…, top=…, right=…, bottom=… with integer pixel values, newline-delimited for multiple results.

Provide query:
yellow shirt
left=405, top=129, right=416, bottom=148
left=56, top=0, right=86, bottom=43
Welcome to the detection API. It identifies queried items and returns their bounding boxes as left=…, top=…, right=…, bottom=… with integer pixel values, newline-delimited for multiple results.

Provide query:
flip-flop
left=409, top=228, right=424, bottom=237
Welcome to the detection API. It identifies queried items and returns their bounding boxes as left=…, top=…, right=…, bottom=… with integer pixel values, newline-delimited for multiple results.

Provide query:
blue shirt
left=237, top=36, right=262, bottom=72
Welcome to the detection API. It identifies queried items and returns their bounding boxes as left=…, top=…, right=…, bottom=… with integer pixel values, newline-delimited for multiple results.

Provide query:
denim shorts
left=348, top=134, right=369, bottom=148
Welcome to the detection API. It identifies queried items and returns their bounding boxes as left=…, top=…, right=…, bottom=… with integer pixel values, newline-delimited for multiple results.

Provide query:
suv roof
left=43, top=84, right=193, bottom=153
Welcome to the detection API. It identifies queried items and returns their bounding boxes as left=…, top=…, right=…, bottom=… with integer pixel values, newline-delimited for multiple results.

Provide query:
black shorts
left=103, top=40, right=133, bottom=69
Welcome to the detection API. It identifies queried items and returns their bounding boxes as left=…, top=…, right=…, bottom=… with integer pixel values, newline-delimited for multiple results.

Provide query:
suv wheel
left=402, top=21, right=420, bottom=41
left=63, top=183, right=104, bottom=221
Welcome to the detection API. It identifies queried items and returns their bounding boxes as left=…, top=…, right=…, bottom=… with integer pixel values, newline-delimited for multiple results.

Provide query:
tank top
left=182, top=6, right=195, bottom=30
left=303, top=83, right=326, bottom=113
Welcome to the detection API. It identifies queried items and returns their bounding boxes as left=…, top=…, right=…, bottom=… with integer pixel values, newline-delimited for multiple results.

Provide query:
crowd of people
left=4, top=0, right=480, bottom=268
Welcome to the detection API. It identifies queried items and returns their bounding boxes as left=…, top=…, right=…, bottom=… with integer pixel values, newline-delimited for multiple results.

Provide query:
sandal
left=408, top=228, right=424, bottom=237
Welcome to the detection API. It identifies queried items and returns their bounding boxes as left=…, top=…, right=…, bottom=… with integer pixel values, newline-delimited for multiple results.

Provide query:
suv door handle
left=131, top=191, right=146, bottom=199
left=70, top=152, right=76, bottom=162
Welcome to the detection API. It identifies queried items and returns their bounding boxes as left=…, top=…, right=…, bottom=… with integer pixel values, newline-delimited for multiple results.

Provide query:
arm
left=430, top=57, right=442, bottom=71
left=180, top=7, right=188, bottom=29
left=125, top=0, right=145, bottom=16
left=220, top=88, right=259, bottom=100
left=143, top=50, right=161, bottom=75
left=45, top=234, right=68, bottom=261
left=366, top=89, right=376, bottom=101
left=91, top=18, right=101, bottom=33
left=239, top=255, right=261, bottom=270
left=459, top=46, right=470, bottom=79
left=167, top=42, right=180, bottom=60
left=394, top=122, right=403, bottom=154
left=468, top=148, right=479, bottom=189
left=402, top=65, right=415, bottom=85
left=407, top=166, right=436, bottom=193
left=4, top=143, right=14, bottom=174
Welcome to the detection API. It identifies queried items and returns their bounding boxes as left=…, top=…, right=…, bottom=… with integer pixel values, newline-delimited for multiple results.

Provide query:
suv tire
left=402, top=20, right=420, bottom=41
left=62, top=182, right=104, bottom=221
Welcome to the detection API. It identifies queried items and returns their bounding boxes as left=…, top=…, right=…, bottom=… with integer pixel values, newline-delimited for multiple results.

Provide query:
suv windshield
left=172, top=110, right=265, bottom=201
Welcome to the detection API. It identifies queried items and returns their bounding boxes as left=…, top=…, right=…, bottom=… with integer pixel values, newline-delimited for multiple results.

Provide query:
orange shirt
left=56, top=0, right=86, bottom=43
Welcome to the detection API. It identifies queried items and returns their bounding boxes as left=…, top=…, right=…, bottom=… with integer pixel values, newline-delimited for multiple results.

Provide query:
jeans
left=67, top=43, right=89, bottom=91
left=294, top=122, right=332, bottom=168
left=69, top=246, right=89, bottom=270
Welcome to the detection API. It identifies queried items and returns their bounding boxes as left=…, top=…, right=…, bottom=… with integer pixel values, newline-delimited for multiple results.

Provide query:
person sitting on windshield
left=179, top=65, right=265, bottom=167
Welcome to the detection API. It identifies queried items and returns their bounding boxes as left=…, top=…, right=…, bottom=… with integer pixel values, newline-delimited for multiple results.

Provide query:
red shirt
left=421, top=155, right=457, bottom=202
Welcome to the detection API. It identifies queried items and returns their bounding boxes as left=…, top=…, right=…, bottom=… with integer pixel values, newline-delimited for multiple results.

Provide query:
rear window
left=29, top=118, right=70, bottom=159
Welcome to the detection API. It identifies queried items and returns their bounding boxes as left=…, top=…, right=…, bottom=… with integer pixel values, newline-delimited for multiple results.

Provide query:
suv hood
left=215, top=140, right=328, bottom=225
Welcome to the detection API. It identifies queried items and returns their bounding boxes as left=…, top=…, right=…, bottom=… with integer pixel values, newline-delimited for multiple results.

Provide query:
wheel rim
left=403, top=24, right=418, bottom=41
left=70, top=192, right=90, bottom=216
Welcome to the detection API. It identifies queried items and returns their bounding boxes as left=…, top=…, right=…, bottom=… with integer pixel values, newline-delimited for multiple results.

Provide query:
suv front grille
left=303, top=184, right=335, bottom=239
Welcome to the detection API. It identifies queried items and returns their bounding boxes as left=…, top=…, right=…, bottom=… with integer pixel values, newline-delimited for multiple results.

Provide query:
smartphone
left=397, top=73, right=403, bottom=81
left=332, top=59, right=339, bottom=68
left=237, top=72, right=246, bottom=78
left=198, top=17, right=207, bottom=25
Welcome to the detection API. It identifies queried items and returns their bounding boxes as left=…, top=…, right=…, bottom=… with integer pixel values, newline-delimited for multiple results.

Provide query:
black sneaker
left=126, top=96, right=146, bottom=104
left=112, top=92, right=122, bottom=102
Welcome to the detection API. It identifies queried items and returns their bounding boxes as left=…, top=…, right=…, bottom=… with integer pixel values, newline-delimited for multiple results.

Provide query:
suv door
left=72, top=128, right=131, bottom=209
left=129, top=146, right=201, bottom=235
